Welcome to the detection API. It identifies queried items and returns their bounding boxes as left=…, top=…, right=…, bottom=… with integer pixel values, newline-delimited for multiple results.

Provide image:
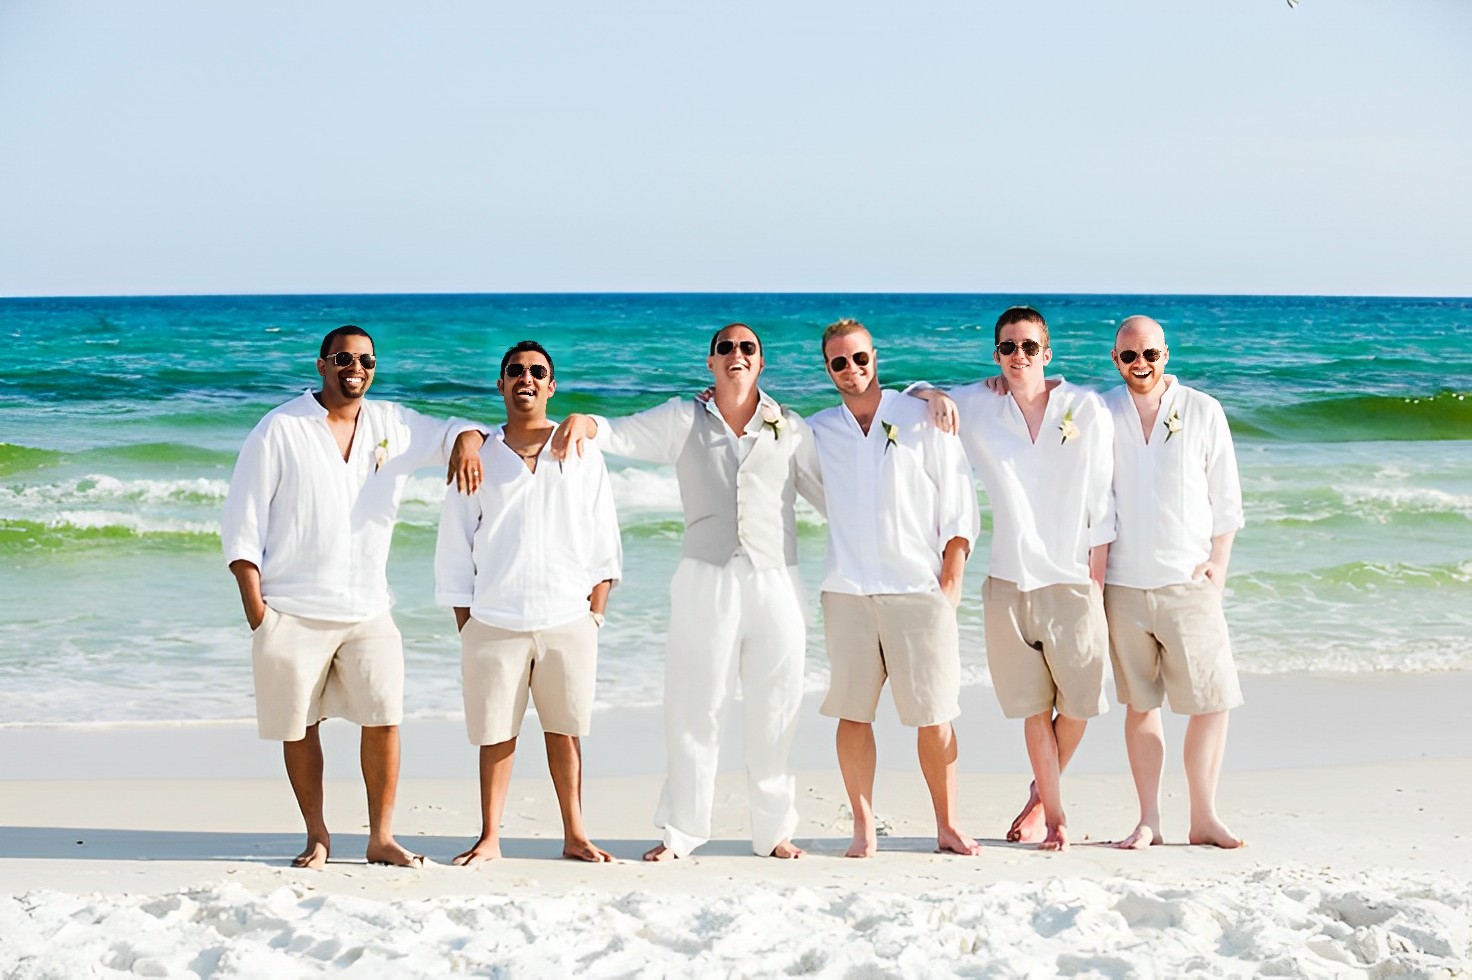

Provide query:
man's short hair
left=820, top=318, right=870, bottom=357
left=993, top=306, right=1049, bottom=347
left=708, top=322, right=763, bottom=355
left=500, top=339, right=554, bottom=379
left=320, top=324, right=374, bottom=358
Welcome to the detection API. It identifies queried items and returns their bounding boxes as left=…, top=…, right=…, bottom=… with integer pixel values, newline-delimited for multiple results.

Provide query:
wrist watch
left=591, top=611, right=605, bottom=628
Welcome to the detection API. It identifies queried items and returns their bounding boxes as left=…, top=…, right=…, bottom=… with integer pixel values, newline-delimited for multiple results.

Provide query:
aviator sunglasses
left=1117, top=348, right=1164, bottom=364
left=996, top=339, right=1044, bottom=357
left=325, top=351, right=377, bottom=369
left=503, top=363, right=550, bottom=380
left=828, top=350, right=872, bottom=373
left=715, top=339, right=759, bottom=357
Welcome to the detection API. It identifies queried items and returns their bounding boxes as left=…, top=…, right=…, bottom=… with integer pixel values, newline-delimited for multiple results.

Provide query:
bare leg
left=361, top=725, right=422, bottom=867
left=455, top=738, right=517, bottom=866
left=836, top=720, right=878, bottom=858
left=546, top=733, right=612, bottom=862
left=1022, top=712, right=1087, bottom=851
left=283, top=723, right=330, bottom=868
left=1112, top=706, right=1165, bottom=849
left=1008, top=713, right=1087, bottom=845
left=917, top=723, right=981, bottom=856
left=1185, top=711, right=1243, bottom=848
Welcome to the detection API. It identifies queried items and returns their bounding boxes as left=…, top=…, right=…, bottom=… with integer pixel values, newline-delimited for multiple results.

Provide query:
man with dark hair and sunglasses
left=911, top=306, right=1115, bottom=852
left=809, top=319, right=982, bottom=858
left=553, top=323, right=824, bottom=862
left=1101, top=315, right=1245, bottom=850
left=222, top=324, right=487, bottom=870
left=435, top=340, right=621, bottom=866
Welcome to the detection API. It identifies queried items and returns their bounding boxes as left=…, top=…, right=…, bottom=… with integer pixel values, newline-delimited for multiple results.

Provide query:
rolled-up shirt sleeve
left=929, top=428, right=980, bottom=552
left=587, top=450, right=624, bottom=589
left=1085, top=395, right=1118, bottom=548
left=592, top=397, right=690, bottom=464
left=434, top=465, right=481, bottom=608
left=1205, top=400, right=1246, bottom=536
left=221, top=421, right=276, bottom=570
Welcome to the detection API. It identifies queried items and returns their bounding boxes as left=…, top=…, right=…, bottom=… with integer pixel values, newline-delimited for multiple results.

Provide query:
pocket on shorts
left=249, top=606, right=277, bottom=635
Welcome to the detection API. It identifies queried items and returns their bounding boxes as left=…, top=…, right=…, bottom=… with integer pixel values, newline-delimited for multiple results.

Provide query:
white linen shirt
left=809, top=389, right=979, bottom=595
left=590, top=390, right=824, bottom=507
left=222, top=392, right=479, bottom=623
left=950, top=379, right=1116, bottom=592
left=1104, top=379, right=1245, bottom=589
left=434, top=424, right=622, bottom=632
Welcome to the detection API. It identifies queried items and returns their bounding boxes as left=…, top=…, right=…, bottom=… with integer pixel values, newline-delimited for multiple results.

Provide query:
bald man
left=1102, top=315, right=1246, bottom=849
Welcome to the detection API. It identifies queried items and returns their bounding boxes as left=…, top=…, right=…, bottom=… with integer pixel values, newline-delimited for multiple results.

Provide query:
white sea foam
left=1340, top=483, right=1472, bottom=522
left=2, top=474, right=230, bottom=506
left=2, top=868, right=1467, bottom=977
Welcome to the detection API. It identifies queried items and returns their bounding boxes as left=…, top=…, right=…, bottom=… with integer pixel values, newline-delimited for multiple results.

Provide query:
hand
left=246, top=603, right=269, bottom=631
left=927, top=392, right=959, bottom=435
left=984, top=375, right=1009, bottom=396
left=448, top=430, right=487, bottom=494
left=694, top=386, right=714, bottom=404
left=1192, top=560, right=1228, bottom=592
left=551, top=414, right=596, bottom=460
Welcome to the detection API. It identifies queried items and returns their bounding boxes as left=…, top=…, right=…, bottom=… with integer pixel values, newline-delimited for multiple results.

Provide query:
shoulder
left=253, top=393, right=316, bottom=434
left=1058, top=382, right=1106, bottom=414
left=947, top=380, right=995, bottom=413
left=808, top=404, right=844, bottom=429
left=879, top=390, right=930, bottom=430
left=1101, top=384, right=1132, bottom=415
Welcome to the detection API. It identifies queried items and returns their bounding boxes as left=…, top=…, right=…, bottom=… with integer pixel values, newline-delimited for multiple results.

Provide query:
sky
left=2, top=1, right=1469, bottom=298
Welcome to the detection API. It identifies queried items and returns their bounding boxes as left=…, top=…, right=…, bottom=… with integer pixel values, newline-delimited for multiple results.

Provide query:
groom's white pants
left=655, top=555, right=807, bottom=857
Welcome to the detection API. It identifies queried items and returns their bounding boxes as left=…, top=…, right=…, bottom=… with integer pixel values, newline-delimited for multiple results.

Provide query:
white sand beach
left=4, top=672, right=1471, bottom=977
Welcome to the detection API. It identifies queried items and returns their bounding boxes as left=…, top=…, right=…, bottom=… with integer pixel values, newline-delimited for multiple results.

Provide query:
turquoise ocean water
left=2, top=293, right=1469, bottom=726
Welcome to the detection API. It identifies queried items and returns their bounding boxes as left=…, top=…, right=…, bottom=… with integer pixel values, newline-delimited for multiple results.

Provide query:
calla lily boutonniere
left=373, top=438, right=389, bottom=471
left=759, top=402, right=784, bottom=440
left=1059, top=406, right=1079, bottom=445
left=1163, top=407, right=1183, bottom=442
left=881, top=420, right=899, bottom=454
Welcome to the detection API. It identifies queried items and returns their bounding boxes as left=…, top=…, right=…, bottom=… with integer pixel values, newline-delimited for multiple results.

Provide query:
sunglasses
left=996, top=340, right=1044, bottom=357
left=828, top=350, right=872, bottom=373
left=503, top=363, right=550, bottom=380
left=715, top=339, right=759, bottom=357
left=325, top=351, right=376, bottom=369
left=1117, top=348, right=1163, bottom=364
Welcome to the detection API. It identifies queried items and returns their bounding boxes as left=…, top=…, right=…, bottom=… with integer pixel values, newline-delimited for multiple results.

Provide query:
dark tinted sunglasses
left=996, top=340, right=1044, bottom=357
left=325, top=351, right=376, bottom=369
left=828, top=350, right=872, bottom=373
left=1117, top=348, right=1163, bottom=364
left=504, top=363, right=550, bottom=380
left=715, top=339, right=758, bottom=357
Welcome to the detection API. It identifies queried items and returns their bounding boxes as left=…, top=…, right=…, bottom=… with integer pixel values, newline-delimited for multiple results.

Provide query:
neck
left=313, top=389, right=363, bottom=423
left=713, top=378, right=759, bottom=416
left=1007, top=373, right=1050, bottom=406
left=1128, top=376, right=1170, bottom=412
left=504, top=410, right=550, bottom=436
left=841, top=383, right=882, bottom=424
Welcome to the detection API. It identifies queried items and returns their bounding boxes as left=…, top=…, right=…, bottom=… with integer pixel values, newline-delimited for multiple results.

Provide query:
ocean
left=2, top=293, right=1469, bottom=726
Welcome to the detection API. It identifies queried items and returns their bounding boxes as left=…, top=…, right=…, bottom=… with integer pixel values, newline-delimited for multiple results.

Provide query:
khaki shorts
left=1105, top=581, right=1244, bottom=714
left=820, top=591, right=961, bottom=728
left=251, top=608, right=404, bottom=741
left=461, top=614, right=599, bottom=745
left=982, top=577, right=1109, bottom=720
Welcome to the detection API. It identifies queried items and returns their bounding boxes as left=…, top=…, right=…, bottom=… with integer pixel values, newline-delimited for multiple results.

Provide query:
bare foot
left=642, top=843, right=679, bottom=862
left=1007, top=782, right=1046, bottom=843
left=563, top=838, right=615, bottom=862
left=770, top=839, right=804, bottom=859
left=937, top=826, right=982, bottom=856
left=367, top=840, right=425, bottom=868
left=451, top=839, right=501, bottom=867
left=291, top=838, right=330, bottom=869
left=1188, top=817, right=1245, bottom=849
left=845, top=830, right=878, bottom=858
left=1040, top=820, right=1069, bottom=852
left=1108, top=823, right=1161, bottom=850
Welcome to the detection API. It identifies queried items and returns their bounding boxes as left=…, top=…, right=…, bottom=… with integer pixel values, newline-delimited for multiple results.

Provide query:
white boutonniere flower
left=1163, top=407, right=1183, bottom=442
left=1059, top=406, right=1079, bottom=445
left=759, top=402, right=784, bottom=440
left=881, top=420, right=899, bottom=454
left=373, top=438, right=389, bottom=471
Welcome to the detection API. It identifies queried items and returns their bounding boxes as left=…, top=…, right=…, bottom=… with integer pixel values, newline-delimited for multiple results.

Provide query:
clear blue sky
left=2, top=1, right=1468, bottom=297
